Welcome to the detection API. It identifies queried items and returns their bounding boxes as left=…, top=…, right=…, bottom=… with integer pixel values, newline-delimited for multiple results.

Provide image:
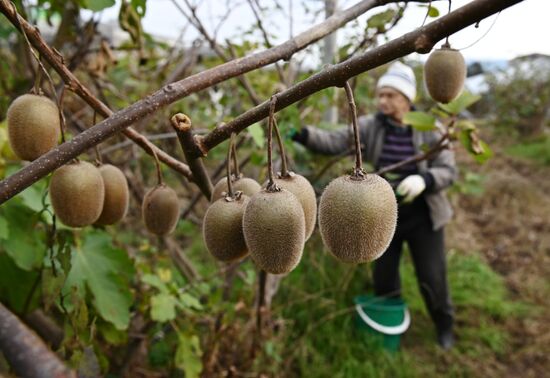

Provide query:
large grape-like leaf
left=0, top=201, right=45, bottom=270
left=64, top=231, right=135, bottom=330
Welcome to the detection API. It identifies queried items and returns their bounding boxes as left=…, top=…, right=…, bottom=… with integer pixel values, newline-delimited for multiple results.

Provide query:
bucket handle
left=355, top=304, right=411, bottom=335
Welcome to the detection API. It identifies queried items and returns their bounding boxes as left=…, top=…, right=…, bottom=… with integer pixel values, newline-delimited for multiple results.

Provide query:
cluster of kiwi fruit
left=49, top=161, right=130, bottom=228
left=7, top=92, right=126, bottom=228
left=5, top=92, right=172, bottom=232
left=203, top=107, right=316, bottom=275
left=424, top=42, right=466, bottom=104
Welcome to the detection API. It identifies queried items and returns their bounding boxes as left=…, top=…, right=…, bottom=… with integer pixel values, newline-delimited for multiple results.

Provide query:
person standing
left=292, top=61, right=457, bottom=349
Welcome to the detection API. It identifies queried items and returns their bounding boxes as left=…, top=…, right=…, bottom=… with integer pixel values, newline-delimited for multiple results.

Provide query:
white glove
left=396, top=175, right=426, bottom=204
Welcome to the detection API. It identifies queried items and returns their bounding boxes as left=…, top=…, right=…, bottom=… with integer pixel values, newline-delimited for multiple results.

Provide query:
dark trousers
left=373, top=199, right=454, bottom=333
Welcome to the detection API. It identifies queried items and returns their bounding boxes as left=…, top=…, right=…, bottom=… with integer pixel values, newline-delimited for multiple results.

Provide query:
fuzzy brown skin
left=319, top=174, right=397, bottom=264
left=264, top=173, right=317, bottom=240
left=95, top=164, right=129, bottom=225
left=243, top=189, right=305, bottom=274
left=424, top=47, right=466, bottom=104
left=142, top=185, right=180, bottom=236
left=211, top=176, right=261, bottom=202
left=203, top=194, right=250, bottom=262
left=7, top=94, right=61, bottom=161
left=50, top=161, right=105, bottom=227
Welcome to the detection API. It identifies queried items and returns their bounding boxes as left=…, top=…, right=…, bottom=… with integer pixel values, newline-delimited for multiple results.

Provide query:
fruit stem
left=58, top=85, right=67, bottom=144
left=12, top=2, right=62, bottom=129
left=146, top=140, right=164, bottom=185
left=92, top=111, right=102, bottom=165
left=231, top=140, right=240, bottom=178
left=226, top=132, right=236, bottom=198
left=273, top=118, right=290, bottom=177
left=343, top=81, right=364, bottom=177
left=266, top=95, right=280, bottom=192
left=445, top=0, right=452, bottom=45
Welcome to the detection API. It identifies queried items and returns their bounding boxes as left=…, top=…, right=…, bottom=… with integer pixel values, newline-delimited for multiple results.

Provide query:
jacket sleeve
left=302, top=116, right=371, bottom=155
left=425, top=132, right=458, bottom=192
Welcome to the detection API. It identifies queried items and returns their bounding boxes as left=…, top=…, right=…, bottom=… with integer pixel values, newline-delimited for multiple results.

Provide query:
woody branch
left=0, top=0, right=524, bottom=205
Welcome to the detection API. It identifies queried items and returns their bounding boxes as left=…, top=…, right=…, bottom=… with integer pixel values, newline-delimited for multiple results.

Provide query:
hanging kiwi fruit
left=243, top=96, right=306, bottom=275
left=50, top=160, right=105, bottom=227
left=263, top=119, right=317, bottom=241
left=7, top=93, right=61, bottom=161
left=424, top=42, right=466, bottom=104
left=318, top=82, right=397, bottom=264
left=95, top=163, right=130, bottom=226
left=142, top=145, right=180, bottom=236
left=211, top=141, right=261, bottom=202
left=203, top=133, right=250, bottom=262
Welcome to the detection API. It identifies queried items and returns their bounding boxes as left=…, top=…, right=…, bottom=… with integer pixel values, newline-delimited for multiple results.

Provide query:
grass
left=269, top=236, right=531, bottom=377
left=505, top=136, right=550, bottom=165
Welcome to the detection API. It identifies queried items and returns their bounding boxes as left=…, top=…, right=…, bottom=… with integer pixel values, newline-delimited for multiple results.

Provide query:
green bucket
left=354, top=294, right=410, bottom=352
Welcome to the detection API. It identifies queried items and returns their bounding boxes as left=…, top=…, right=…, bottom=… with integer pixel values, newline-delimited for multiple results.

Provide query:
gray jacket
left=304, top=113, right=457, bottom=230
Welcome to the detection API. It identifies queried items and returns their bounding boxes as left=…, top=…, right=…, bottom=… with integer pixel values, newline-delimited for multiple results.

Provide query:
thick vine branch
left=195, top=0, right=523, bottom=156
left=0, top=0, right=524, bottom=204
left=0, top=0, right=193, bottom=180
left=171, top=113, right=214, bottom=199
left=0, top=302, right=76, bottom=378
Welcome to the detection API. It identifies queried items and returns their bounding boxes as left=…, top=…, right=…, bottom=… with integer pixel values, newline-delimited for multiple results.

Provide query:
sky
left=85, top=0, right=547, bottom=63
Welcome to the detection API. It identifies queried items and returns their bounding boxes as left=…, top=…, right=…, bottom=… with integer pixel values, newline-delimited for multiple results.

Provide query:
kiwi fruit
left=49, top=161, right=105, bottom=227
left=424, top=44, right=466, bottom=104
left=7, top=94, right=61, bottom=161
left=243, top=189, right=305, bottom=274
left=211, top=175, right=261, bottom=202
left=263, top=172, right=317, bottom=240
left=318, top=174, right=397, bottom=264
left=95, top=164, right=129, bottom=226
left=203, top=193, right=250, bottom=262
left=142, top=184, right=180, bottom=236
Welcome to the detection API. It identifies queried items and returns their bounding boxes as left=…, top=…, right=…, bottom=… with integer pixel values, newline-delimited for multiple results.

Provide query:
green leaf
left=367, top=9, right=396, bottom=30
left=131, top=0, right=147, bottom=17
left=0, top=253, right=41, bottom=313
left=402, top=111, right=436, bottom=131
left=42, top=268, right=65, bottom=312
left=175, top=333, right=203, bottom=378
left=0, top=202, right=45, bottom=270
left=439, top=92, right=481, bottom=115
left=248, top=123, right=265, bottom=148
left=178, top=292, right=202, bottom=311
left=82, top=0, right=115, bottom=11
left=150, top=293, right=177, bottom=322
left=63, top=231, right=134, bottom=330
left=142, top=274, right=168, bottom=293
left=0, top=217, right=8, bottom=239
left=425, top=5, right=440, bottom=17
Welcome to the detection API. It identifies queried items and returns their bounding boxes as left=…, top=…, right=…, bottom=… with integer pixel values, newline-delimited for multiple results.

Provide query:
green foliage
left=439, top=92, right=482, bottom=115
left=505, top=136, right=550, bottom=166
left=175, top=332, right=203, bottom=378
left=485, top=58, right=550, bottom=137
left=63, top=231, right=135, bottom=330
left=81, top=0, right=115, bottom=11
left=402, top=111, right=436, bottom=131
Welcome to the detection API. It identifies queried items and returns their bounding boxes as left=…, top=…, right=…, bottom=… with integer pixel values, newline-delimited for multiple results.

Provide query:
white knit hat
left=376, top=61, right=417, bottom=102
